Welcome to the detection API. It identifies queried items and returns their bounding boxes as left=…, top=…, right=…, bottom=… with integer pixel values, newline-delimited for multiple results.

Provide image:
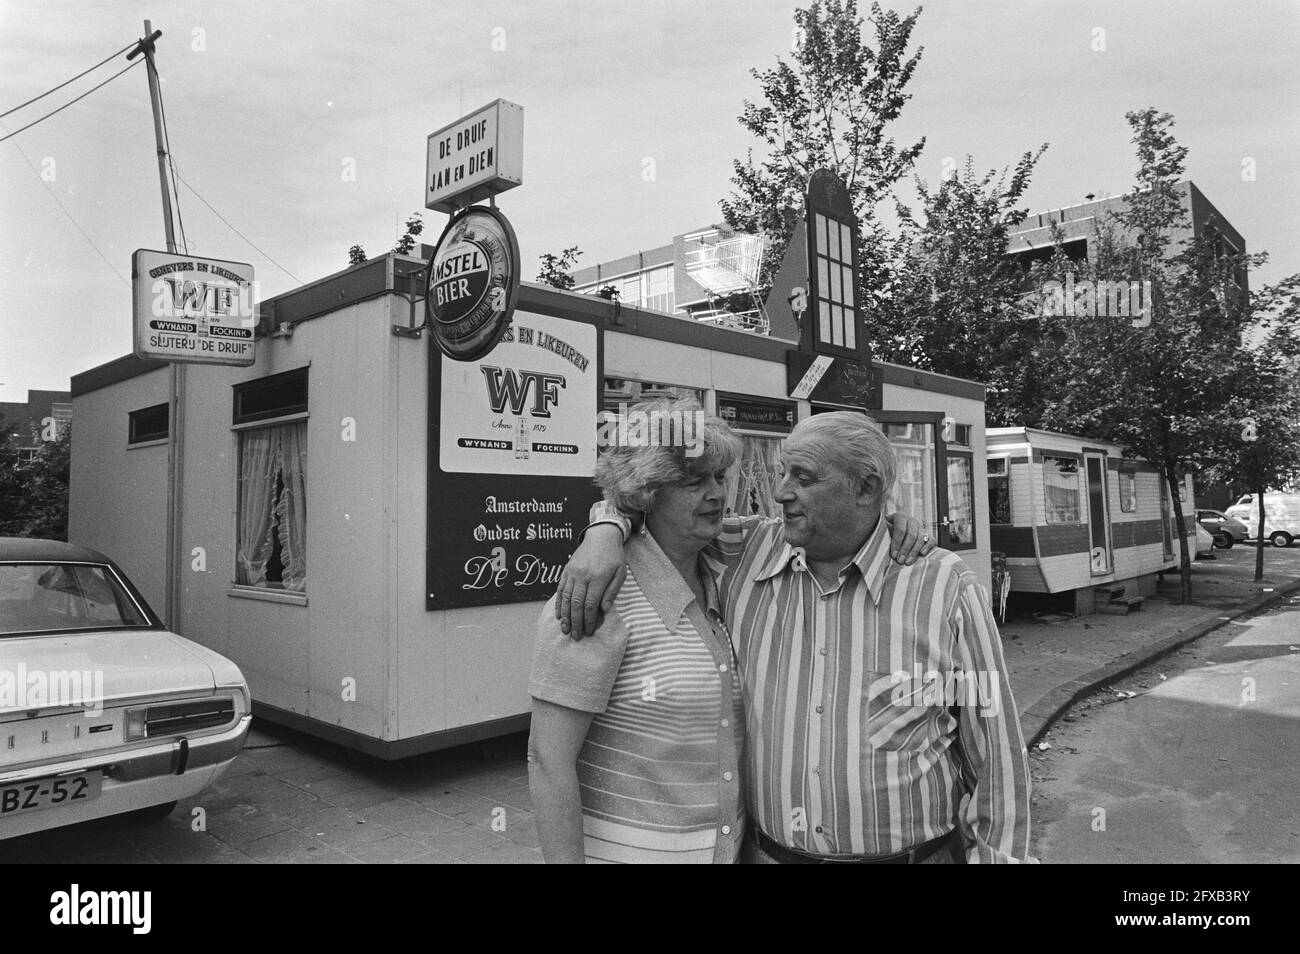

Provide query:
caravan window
left=987, top=457, right=1011, bottom=524
left=1118, top=466, right=1137, bottom=513
left=1043, top=455, right=1081, bottom=523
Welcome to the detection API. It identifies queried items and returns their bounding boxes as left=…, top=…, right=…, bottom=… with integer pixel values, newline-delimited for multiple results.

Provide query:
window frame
left=987, top=455, right=1012, bottom=525
left=1041, top=453, right=1084, bottom=525
left=1118, top=465, right=1138, bottom=513
left=128, top=402, right=170, bottom=445
left=232, top=366, right=309, bottom=426
left=944, top=450, right=977, bottom=550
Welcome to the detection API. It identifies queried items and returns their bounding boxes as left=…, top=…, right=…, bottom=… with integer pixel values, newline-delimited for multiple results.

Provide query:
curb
left=1021, top=576, right=1300, bottom=747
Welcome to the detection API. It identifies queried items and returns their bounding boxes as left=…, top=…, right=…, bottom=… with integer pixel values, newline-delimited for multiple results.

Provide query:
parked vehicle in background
left=0, top=538, right=251, bottom=840
left=1225, top=493, right=1300, bottom=547
left=1194, top=522, right=1215, bottom=559
left=1195, top=509, right=1248, bottom=549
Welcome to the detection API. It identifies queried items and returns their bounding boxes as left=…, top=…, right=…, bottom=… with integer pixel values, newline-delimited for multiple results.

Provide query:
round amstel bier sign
left=426, top=206, right=520, bottom=361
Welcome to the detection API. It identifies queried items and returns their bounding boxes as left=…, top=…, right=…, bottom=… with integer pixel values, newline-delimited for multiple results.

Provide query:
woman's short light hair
left=792, top=411, right=897, bottom=500
left=594, top=396, right=741, bottom=514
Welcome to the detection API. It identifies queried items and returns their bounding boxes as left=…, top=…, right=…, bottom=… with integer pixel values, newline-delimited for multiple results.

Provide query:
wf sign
left=132, top=249, right=256, bottom=366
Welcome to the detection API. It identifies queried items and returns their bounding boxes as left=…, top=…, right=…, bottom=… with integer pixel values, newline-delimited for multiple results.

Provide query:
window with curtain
left=725, top=435, right=783, bottom=518
left=882, top=422, right=937, bottom=531
left=236, top=421, right=307, bottom=591
left=946, top=453, right=975, bottom=547
left=1118, top=467, right=1137, bottom=513
left=1043, top=455, right=1081, bottom=523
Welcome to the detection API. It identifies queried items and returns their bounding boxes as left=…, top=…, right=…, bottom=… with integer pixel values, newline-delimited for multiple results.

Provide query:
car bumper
left=0, top=714, right=251, bottom=840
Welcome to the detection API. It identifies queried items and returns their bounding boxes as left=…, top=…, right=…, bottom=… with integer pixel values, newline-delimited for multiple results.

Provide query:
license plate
left=0, top=771, right=103, bottom=817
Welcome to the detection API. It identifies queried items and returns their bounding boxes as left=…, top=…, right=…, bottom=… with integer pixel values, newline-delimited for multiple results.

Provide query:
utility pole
left=129, top=21, right=186, bottom=631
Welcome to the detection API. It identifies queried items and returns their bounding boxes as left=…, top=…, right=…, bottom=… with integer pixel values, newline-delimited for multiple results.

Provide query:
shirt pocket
left=862, top=670, right=943, bottom=753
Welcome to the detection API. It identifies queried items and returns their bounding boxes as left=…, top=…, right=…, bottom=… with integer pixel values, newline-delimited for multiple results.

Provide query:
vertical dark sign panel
left=804, top=170, right=868, bottom=364
left=427, top=310, right=603, bottom=610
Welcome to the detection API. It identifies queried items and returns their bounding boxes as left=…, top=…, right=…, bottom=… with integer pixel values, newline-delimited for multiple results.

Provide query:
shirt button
left=816, top=705, right=823, bottom=714
left=815, top=826, right=824, bottom=834
left=819, top=648, right=827, bottom=656
left=721, top=825, right=732, bottom=835
left=720, top=718, right=729, bottom=727
left=718, top=663, right=728, bottom=673
left=723, top=771, right=733, bottom=781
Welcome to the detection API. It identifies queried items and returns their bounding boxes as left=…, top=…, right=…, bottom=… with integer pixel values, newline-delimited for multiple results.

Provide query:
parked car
left=1225, top=493, right=1300, bottom=547
left=0, top=538, right=250, bottom=840
left=1195, top=509, right=1248, bottom=549
left=1194, top=521, right=1216, bottom=559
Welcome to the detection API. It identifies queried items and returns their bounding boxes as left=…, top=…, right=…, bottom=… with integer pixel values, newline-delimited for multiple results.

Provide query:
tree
left=536, top=246, right=582, bottom=290
left=880, top=148, right=1050, bottom=425
left=720, top=0, right=926, bottom=308
left=17, top=425, right=71, bottom=540
left=1040, top=108, right=1275, bottom=602
left=347, top=210, right=426, bottom=266
left=1204, top=279, right=1300, bottom=580
left=393, top=212, right=425, bottom=256
left=0, top=415, right=26, bottom=535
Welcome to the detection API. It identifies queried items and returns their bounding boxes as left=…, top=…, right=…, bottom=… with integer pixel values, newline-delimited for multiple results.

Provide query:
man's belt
left=754, top=828, right=962, bottom=864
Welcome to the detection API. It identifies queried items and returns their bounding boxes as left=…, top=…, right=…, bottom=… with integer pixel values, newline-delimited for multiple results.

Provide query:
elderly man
left=558, top=411, right=1033, bottom=863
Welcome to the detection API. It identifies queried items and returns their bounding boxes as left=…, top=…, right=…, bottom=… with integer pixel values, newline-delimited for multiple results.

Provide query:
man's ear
left=859, top=474, right=883, bottom=504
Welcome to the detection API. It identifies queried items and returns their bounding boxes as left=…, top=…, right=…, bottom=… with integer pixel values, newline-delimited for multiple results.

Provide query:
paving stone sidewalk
left=3, top=546, right=1296, bottom=864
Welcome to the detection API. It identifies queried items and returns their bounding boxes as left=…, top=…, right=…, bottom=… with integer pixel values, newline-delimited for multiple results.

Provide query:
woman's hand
left=885, top=512, right=937, bottom=564
left=556, top=524, right=628, bottom=640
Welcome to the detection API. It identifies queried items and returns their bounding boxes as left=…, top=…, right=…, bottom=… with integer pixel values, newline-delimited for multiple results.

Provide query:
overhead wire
left=0, top=59, right=142, bottom=145
left=0, top=39, right=136, bottom=119
left=171, top=169, right=303, bottom=284
left=2, top=32, right=300, bottom=288
left=0, top=120, right=131, bottom=288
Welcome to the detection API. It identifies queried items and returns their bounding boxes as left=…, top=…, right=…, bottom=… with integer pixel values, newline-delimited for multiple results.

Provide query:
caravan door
left=1084, top=452, right=1113, bottom=575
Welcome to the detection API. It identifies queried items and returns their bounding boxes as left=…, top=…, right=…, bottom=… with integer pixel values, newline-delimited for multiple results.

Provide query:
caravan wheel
left=1270, top=532, right=1293, bottom=548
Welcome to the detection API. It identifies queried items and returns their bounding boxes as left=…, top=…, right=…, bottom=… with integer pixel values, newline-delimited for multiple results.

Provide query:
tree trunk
left=1166, top=466, right=1193, bottom=603
left=1255, top=485, right=1266, bottom=582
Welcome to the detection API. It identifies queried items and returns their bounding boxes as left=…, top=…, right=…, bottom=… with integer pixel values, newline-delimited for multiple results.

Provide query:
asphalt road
left=1030, top=563, right=1300, bottom=863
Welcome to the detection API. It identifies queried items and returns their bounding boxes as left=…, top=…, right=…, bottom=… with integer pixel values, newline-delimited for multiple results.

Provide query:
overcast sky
left=2, top=0, right=1297, bottom=398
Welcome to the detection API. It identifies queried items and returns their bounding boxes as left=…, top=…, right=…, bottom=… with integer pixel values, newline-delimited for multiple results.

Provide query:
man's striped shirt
left=702, top=514, right=1032, bottom=863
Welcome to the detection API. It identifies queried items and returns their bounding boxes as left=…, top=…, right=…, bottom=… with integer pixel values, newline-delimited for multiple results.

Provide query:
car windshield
left=0, top=563, right=151, bottom=636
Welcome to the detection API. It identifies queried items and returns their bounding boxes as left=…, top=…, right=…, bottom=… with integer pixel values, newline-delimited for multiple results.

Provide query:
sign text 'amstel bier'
left=425, top=99, right=523, bottom=214
left=132, top=249, right=256, bottom=366
left=426, top=206, right=521, bottom=362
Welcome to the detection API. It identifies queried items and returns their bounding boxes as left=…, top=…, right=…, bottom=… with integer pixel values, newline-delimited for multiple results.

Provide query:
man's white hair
left=791, top=411, right=897, bottom=500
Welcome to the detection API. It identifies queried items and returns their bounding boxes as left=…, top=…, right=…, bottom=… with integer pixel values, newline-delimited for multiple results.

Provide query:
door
left=1084, top=453, right=1112, bottom=575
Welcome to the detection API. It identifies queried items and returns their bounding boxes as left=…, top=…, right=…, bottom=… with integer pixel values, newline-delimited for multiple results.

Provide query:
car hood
left=0, top=629, right=223, bottom=716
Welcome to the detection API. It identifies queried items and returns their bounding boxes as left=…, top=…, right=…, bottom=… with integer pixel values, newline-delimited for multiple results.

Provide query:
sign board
left=425, top=99, right=524, bottom=214
left=789, top=354, right=834, bottom=400
left=716, top=394, right=796, bottom=433
left=428, top=310, right=602, bottom=610
left=426, top=206, right=521, bottom=362
left=787, top=352, right=882, bottom=410
left=132, top=250, right=255, bottom=366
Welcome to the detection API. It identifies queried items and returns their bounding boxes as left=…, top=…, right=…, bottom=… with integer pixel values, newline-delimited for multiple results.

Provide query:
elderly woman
left=528, top=398, right=745, bottom=863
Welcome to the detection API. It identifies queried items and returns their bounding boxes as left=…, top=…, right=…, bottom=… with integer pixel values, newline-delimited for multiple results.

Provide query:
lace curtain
left=236, top=422, right=307, bottom=589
